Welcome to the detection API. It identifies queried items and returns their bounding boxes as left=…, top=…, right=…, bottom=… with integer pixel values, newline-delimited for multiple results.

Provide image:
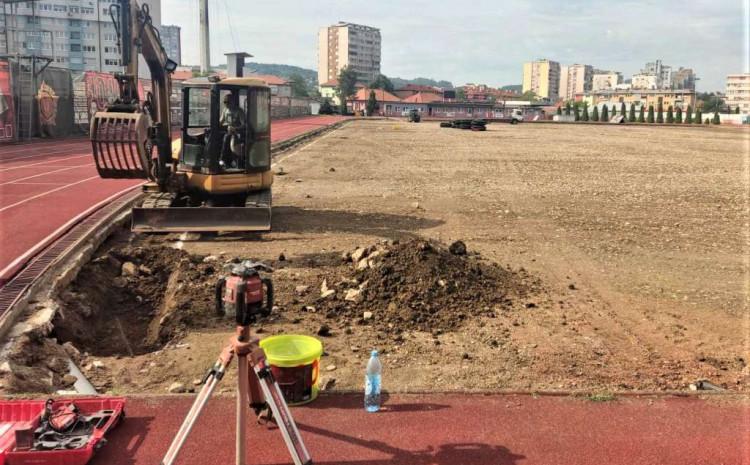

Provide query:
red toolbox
left=0, top=397, right=125, bottom=465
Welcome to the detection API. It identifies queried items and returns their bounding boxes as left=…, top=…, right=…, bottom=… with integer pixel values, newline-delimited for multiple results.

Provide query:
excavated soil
left=298, top=239, right=539, bottom=335
left=53, top=245, right=221, bottom=357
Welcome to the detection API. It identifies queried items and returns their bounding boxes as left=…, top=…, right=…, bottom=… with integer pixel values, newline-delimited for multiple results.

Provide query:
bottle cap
left=371, top=350, right=378, bottom=357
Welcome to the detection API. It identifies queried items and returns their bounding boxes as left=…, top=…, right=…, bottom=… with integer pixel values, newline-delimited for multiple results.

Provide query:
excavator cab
left=180, top=80, right=272, bottom=174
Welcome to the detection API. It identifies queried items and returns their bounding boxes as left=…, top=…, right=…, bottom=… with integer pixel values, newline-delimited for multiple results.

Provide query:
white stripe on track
left=0, top=175, right=100, bottom=212
left=0, top=154, right=91, bottom=173
left=0, top=144, right=89, bottom=162
left=0, top=164, right=91, bottom=187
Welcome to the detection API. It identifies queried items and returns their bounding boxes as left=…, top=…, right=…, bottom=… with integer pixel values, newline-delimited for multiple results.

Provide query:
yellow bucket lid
left=260, top=335, right=323, bottom=368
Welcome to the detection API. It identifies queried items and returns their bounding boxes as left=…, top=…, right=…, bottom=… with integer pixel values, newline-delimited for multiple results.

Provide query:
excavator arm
left=90, top=0, right=177, bottom=187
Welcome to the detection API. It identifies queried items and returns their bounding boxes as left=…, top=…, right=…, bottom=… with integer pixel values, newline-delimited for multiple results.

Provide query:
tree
left=675, top=106, right=682, bottom=123
left=685, top=105, right=693, bottom=124
left=336, top=66, right=358, bottom=114
left=629, top=103, right=636, bottom=122
left=574, top=105, right=580, bottom=121
left=656, top=105, right=664, bottom=123
left=369, top=74, right=394, bottom=92
left=737, top=106, right=741, bottom=114
left=565, top=102, right=572, bottom=116
left=695, top=109, right=702, bottom=124
left=610, top=105, right=616, bottom=117
left=288, top=73, right=309, bottom=97
left=319, top=98, right=334, bottom=115
left=455, top=87, right=466, bottom=100
left=696, top=92, right=724, bottom=113
left=591, top=105, right=599, bottom=121
left=666, top=105, right=674, bottom=123
left=647, top=105, right=655, bottom=123
left=582, top=103, right=589, bottom=121
left=620, top=102, right=627, bottom=118
left=638, top=105, right=646, bottom=123
left=519, top=90, right=538, bottom=102
left=601, top=105, right=609, bottom=121
left=704, top=118, right=710, bottom=124
left=556, top=106, right=562, bottom=115
left=365, top=90, right=378, bottom=116
left=712, top=112, right=720, bottom=124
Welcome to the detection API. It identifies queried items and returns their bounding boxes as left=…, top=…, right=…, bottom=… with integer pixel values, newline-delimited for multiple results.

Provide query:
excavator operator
left=220, top=93, right=245, bottom=168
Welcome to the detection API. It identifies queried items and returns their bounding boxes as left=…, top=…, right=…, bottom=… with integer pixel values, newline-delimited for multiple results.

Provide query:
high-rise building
left=159, top=25, right=181, bottom=65
left=642, top=59, right=672, bottom=89
left=558, top=64, right=593, bottom=100
left=726, top=74, right=750, bottom=114
left=592, top=71, right=622, bottom=91
left=0, top=0, right=161, bottom=74
left=522, top=59, right=561, bottom=100
left=671, top=67, right=696, bottom=90
left=318, top=22, right=381, bottom=86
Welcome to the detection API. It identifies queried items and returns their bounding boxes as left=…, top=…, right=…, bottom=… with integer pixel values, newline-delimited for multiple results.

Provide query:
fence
left=0, top=63, right=314, bottom=144
left=0, top=60, right=14, bottom=142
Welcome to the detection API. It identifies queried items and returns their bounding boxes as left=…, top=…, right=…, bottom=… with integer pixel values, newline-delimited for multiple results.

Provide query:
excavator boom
left=90, top=0, right=176, bottom=184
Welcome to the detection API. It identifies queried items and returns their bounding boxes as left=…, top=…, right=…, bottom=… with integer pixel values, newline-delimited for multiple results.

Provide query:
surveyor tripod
left=161, top=262, right=312, bottom=465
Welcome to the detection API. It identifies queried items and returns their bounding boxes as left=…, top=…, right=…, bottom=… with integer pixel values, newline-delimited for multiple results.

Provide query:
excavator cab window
left=181, top=86, right=211, bottom=169
left=245, top=87, right=271, bottom=173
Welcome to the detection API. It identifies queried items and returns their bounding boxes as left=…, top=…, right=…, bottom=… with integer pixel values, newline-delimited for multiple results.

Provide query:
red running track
left=90, top=393, right=749, bottom=465
left=0, top=115, right=347, bottom=283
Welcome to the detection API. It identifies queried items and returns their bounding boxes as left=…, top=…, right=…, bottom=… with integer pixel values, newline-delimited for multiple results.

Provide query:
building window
left=70, top=44, right=81, bottom=52
left=53, top=4, right=67, bottom=12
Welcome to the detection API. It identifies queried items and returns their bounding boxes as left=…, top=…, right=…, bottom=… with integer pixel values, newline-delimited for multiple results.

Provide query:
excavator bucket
left=90, top=111, right=153, bottom=179
left=131, top=190, right=272, bottom=233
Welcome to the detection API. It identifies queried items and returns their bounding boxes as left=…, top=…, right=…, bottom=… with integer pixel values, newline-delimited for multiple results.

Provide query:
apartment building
left=588, top=88, right=696, bottom=110
left=671, top=67, right=696, bottom=90
left=159, top=24, right=180, bottom=65
left=0, top=0, right=161, bottom=73
left=591, top=71, right=622, bottom=91
left=559, top=64, right=593, bottom=101
left=318, top=22, right=381, bottom=86
left=726, top=74, right=750, bottom=113
left=522, top=59, right=560, bottom=100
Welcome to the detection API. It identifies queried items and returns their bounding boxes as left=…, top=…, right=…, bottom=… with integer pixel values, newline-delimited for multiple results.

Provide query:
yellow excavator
left=90, top=0, right=273, bottom=232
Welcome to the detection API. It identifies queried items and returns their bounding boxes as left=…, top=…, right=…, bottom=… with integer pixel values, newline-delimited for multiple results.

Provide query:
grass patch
left=587, top=392, right=617, bottom=402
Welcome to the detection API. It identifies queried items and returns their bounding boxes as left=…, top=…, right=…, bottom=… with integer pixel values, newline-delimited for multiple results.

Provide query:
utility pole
left=199, top=0, right=210, bottom=74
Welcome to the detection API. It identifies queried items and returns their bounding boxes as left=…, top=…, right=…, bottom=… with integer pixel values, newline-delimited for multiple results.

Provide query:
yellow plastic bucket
left=260, top=335, right=323, bottom=405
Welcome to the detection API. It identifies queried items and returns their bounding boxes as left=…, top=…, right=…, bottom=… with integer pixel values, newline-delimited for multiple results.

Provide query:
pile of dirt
left=53, top=245, right=220, bottom=356
left=309, top=239, right=539, bottom=334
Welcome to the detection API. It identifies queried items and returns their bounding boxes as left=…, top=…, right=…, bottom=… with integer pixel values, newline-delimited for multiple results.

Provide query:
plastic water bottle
left=364, top=350, right=382, bottom=412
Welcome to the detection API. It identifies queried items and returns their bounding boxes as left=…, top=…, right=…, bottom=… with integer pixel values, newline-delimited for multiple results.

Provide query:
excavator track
left=131, top=189, right=272, bottom=233
left=140, top=192, right=175, bottom=209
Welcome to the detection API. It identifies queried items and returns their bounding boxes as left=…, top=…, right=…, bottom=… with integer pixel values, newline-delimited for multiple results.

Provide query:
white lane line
left=0, top=164, right=91, bottom=187
left=0, top=143, right=88, bottom=160
left=0, top=154, right=91, bottom=173
left=0, top=183, right=142, bottom=281
left=7, top=182, right=69, bottom=186
left=0, top=175, right=100, bottom=213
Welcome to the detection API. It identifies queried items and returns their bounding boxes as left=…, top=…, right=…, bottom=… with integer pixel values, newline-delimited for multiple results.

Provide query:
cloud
left=161, top=0, right=746, bottom=91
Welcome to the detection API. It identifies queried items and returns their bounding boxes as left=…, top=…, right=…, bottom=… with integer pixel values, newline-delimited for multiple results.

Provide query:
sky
left=161, top=0, right=750, bottom=92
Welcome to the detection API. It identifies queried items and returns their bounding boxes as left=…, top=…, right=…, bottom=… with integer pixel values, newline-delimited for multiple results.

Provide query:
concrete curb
left=0, top=195, right=139, bottom=341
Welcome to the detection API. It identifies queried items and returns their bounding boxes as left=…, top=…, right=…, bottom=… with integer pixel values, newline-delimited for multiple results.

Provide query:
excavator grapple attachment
left=90, top=111, right=153, bottom=179
left=131, top=189, right=272, bottom=233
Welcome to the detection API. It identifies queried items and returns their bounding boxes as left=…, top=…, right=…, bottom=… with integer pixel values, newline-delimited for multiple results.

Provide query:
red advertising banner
left=0, top=60, right=15, bottom=142
left=73, top=71, right=151, bottom=132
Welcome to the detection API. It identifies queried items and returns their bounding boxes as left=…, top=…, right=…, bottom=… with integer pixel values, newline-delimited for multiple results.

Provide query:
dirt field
left=5, top=120, right=749, bottom=395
